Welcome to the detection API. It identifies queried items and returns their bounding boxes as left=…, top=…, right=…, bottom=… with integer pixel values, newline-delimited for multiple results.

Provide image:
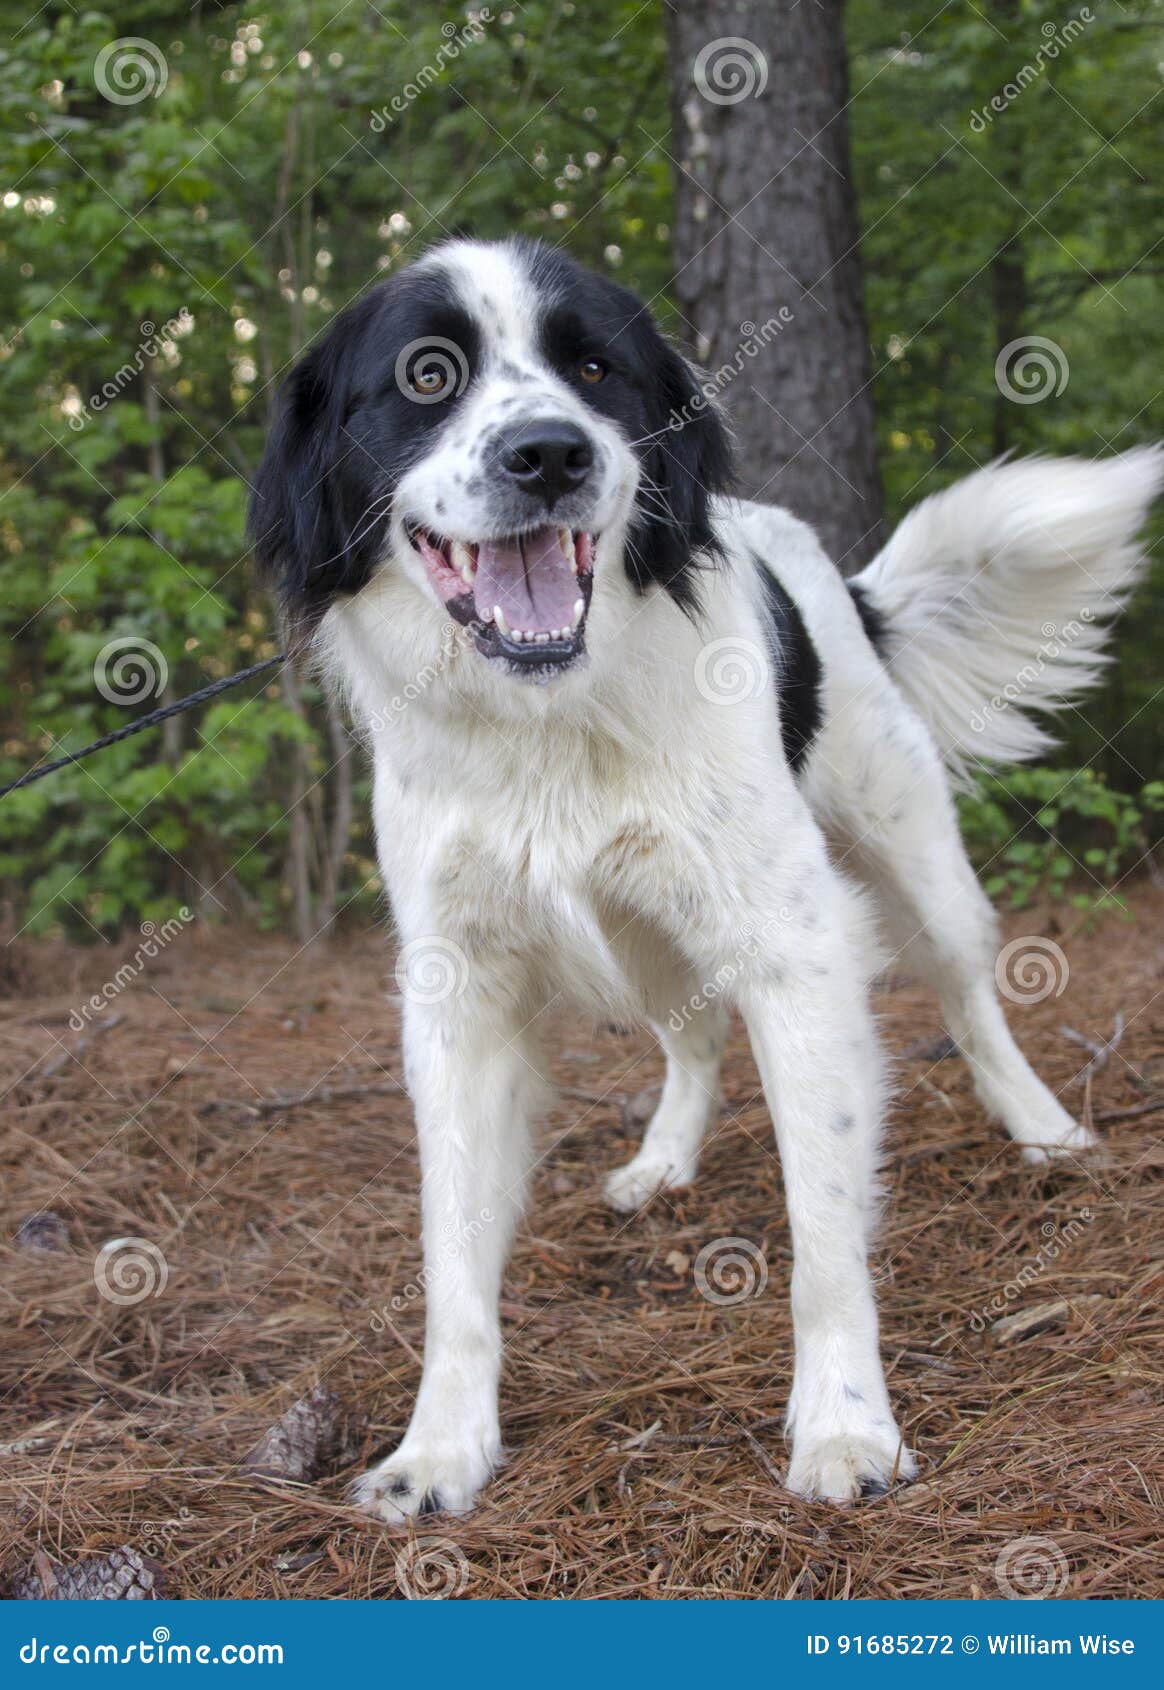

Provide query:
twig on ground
left=199, top=1079, right=407, bottom=1117
left=1062, top=1013, right=1125, bottom=1085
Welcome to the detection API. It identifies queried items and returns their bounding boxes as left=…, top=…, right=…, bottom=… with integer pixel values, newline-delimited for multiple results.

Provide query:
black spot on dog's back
left=754, top=557, right=823, bottom=775
left=848, top=581, right=889, bottom=657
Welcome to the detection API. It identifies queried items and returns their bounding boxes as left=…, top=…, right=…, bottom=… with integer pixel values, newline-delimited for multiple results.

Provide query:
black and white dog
left=251, top=237, right=1161, bottom=1519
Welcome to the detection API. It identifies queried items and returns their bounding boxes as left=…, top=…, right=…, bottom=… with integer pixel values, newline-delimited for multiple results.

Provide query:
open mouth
left=409, top=524, right=595, bottom=673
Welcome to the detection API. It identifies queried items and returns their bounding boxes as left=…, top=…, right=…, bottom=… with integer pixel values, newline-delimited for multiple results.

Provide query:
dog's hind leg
left=604, top=1001, right=727, bottom=1212
left=816, top=709, right=1092, bottom=1164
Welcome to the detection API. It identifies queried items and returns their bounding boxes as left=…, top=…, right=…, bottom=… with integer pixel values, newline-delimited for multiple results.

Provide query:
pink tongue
left=474, top=527, right=578, bottom=635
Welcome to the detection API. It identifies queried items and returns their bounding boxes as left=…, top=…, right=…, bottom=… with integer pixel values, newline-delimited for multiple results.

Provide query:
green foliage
left=848, top=0, right=1164, bottom=784
left=0, top=1, right=1160, bottom=938
left=959, top=766, right=1164, bottom=908
left=0, top=1, right=669, bottom=938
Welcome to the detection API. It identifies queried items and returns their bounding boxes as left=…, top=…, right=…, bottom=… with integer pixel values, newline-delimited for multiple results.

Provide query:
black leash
left=0, top=653, right=286, bottom=800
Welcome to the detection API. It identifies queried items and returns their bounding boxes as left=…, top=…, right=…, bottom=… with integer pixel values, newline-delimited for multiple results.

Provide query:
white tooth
left=481, top=604, right=494, bottom=622
left=510, top=628, right=523, bottom=643
left=535, top=632, right=550, bottom=644
left=451, top=541, right=476, bottom=585
left=571, top=597, right=584, bottom=628
left=494, top=606, right=510, bottom=637
left=558, top=527, right=572, bottom=559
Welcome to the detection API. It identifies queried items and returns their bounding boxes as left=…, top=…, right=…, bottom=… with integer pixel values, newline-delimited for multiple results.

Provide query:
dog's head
left=250, top=238, right=733, bottom=681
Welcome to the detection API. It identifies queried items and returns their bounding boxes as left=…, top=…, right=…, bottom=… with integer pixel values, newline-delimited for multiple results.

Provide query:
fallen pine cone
left=15, top=1211, right=71, bottom=1254
left=242, top=1385, right=363, bottom=1483
left=8, top=1544, right=165, bottom=1600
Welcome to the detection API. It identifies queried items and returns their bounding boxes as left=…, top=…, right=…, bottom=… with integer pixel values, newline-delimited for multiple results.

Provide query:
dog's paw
left=1017, top=1110, right=1097, bottom=1166
left=604, top=1152, right=695, bottom=1213
left=786, top=1429, right=917, bottom=1505
left=350, top=1437, right=497, bottom=1525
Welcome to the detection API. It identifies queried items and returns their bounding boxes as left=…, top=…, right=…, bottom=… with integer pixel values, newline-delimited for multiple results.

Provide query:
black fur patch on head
left=522, top=240, right=734, bottom=611
left=249, top=267, right=481, bottom=630
left=753, top=557, right=824, bottom=774
left=250, top=237, right=734, bottom=631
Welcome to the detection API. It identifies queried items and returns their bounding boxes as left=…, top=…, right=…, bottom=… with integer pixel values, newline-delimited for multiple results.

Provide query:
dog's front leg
left=739, top=879, right=917, bottom=1504
left=352, top=986, right=542, bottom=1523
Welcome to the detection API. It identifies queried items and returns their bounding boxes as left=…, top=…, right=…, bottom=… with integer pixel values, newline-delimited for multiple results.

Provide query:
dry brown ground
left=1, top=887, right=1162, bottom=1600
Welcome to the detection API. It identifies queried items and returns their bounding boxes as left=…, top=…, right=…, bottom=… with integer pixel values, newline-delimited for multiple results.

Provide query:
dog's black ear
left=249, top=295, right=383, bottom=631
left=626, top=339, right=734, bottom=611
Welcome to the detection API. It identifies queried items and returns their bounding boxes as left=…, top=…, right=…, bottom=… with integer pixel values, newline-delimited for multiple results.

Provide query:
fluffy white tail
left=852, top=448, right=1163, bottom=785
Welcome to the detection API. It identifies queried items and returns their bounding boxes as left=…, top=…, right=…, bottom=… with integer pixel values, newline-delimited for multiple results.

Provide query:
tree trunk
left=666, top=0, right=884, bottom=569
left=989, top=0, right=1027, bottom=458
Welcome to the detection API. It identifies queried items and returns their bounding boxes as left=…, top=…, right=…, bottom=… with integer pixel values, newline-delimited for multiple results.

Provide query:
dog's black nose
left=498, top=421, right=594, bottom=508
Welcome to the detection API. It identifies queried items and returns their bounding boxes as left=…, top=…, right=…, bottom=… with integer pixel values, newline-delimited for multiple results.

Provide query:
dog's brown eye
left=579, top=358, right=607, bottom=384
left=411, top=365, right=448, bottom=395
